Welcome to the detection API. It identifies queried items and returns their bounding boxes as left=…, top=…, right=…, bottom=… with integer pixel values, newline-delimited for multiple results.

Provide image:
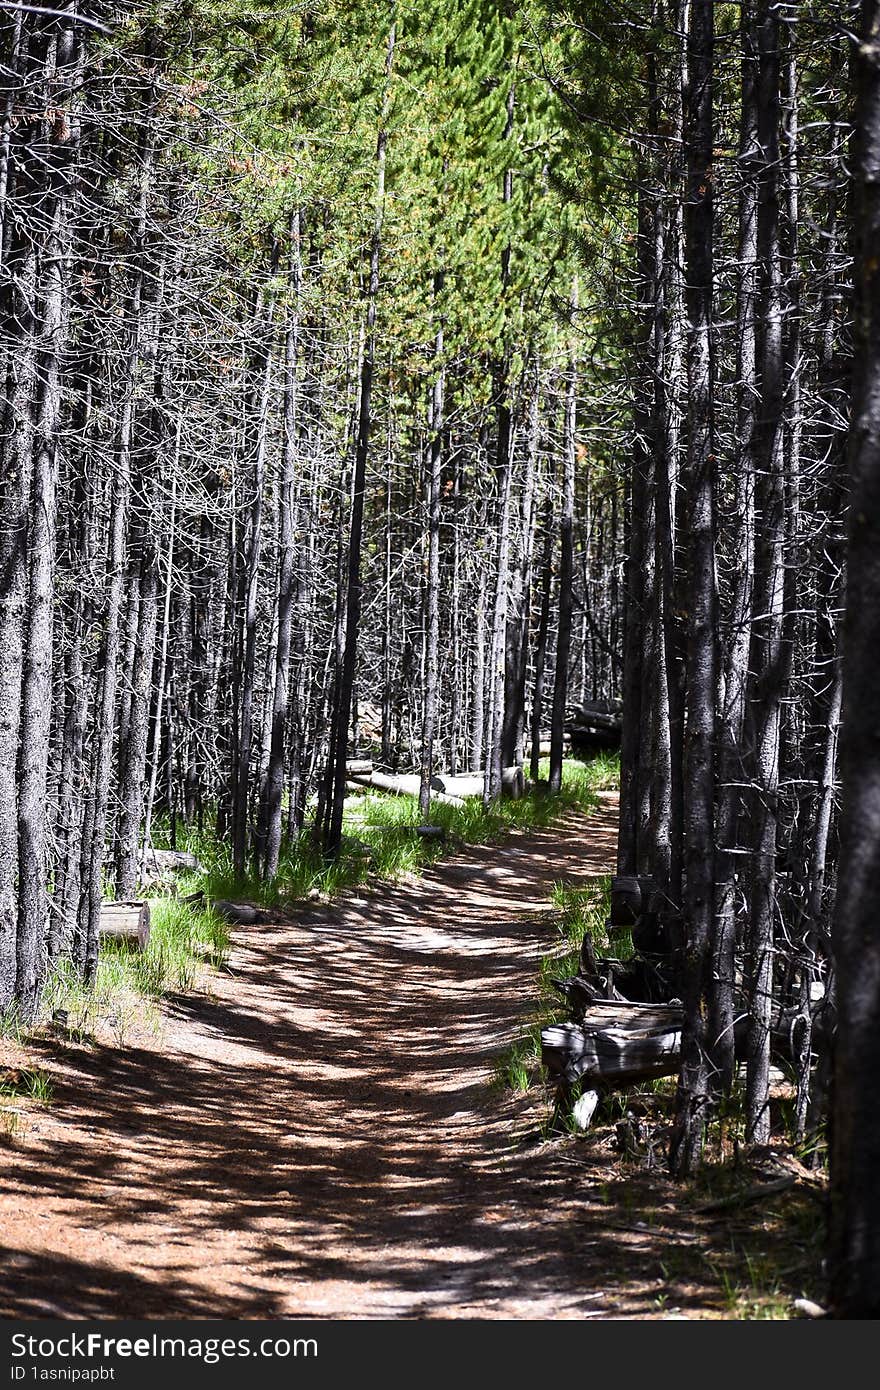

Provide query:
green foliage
left=167, top=755, right=609, bottom=908
left=0, top=1068, right=54, bottom=1105
left=166, top=0, right=602, bottom=365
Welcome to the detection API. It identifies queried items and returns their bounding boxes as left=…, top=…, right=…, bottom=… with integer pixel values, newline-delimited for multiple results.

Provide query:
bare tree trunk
left=829, top=0, right=880, bottom=1319
left=142, top=466, right=178, bottom=860
left=502, top=367, right=539, bottom=770
left=670, top=0, right=718, bottom=1177
left=471, top=562, right=487, bottom=771
left=550, top=288, right=578, bottom=795
left=745, top=0, right=786, bottom=1147
left=260, top=210, right=302, bottom=879
left=232, top=318, right=273, bottom=877
left=419, top=274, right=444, bottom=819
left=713, top=0, right=759, bottom=1094
left=114, top=522, right=159, bottom=897
left=325, top=24, right=395, bottom=854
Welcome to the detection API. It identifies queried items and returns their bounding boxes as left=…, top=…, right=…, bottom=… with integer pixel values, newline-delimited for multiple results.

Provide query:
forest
left=0, top=0, right=879, bottom=1325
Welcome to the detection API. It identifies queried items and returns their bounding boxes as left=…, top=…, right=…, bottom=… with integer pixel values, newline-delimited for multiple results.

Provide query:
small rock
left=793, top=1298, right=827, bottom=1319
left=572, top=1090, right=600, bottom=1132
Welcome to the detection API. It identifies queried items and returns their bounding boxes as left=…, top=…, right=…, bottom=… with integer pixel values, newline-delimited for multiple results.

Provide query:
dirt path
left=0, top=797, right=761, bottom=1319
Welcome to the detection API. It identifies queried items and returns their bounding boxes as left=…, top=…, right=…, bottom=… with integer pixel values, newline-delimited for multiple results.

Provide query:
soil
left=0, top=795, right=823, bottom=1319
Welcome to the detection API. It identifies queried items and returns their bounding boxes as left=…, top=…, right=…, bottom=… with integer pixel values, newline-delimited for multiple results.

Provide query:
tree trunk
left=325, top=24, right=395, bottom=855
left=419, top=274, right=444, bottom=819
left=713, top=0, right=759, bottom=1094
left=259, top=209, right=302, bottom=879
left=550, top=290, right=578, bottom=796
left=745, top=0, right=786, bottom=1147
left=829, top=0, right=880, bottom=1319
left=670, top=0, right=718, bottom=1178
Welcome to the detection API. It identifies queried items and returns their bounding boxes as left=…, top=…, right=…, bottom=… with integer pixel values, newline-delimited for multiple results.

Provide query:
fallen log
left=99, top=901, right=151, bottom=950
left=347, top=771, right=465, bottom=807
left=695, top=1176, right=797, bottom=1214
left=139, top=848, right=202, bottom=874
left=569, top=704, right=623, bottom=734
left=416, top=825, right=446, bottom=841
left=210, top=900, right=268, bottom=926
left=542, top=1002, right=683, bottom=1087
left=348, top=767, right=525, bottom=803
left=436, top=767, right=525, bottom=799
left=566, top=723, right=621, bottom=754
left=345, top=758, right=373, bottom=776
left=545, top=993, right=829, bottom=1091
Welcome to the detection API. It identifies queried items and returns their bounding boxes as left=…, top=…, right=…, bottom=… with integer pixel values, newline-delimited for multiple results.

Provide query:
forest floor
left=0, top=793, right=824, bottom=1320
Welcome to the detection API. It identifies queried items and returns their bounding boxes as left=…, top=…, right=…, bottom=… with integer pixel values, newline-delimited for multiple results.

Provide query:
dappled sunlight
left=0, top=799, right=727, bottom=1320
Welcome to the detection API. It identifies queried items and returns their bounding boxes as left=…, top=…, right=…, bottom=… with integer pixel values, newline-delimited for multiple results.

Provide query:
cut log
left=99, top=901, right=151, bottom=950
left=436, top=767, right=525, bottom=799
left=542, top=1002, right=683, bottom=1087
left=345, top=759, right=373, bottom=776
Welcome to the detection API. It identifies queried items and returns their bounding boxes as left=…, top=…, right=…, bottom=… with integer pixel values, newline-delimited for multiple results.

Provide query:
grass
left=164, top=753, right=620, bottom=911
left=0, top=1065, right=54, bottom=1137
left=41, top=898, right=230, bottom=1045
left=1, top=1067, right=53, bottom=1104
left=492, top=866, right=620, bottom=1098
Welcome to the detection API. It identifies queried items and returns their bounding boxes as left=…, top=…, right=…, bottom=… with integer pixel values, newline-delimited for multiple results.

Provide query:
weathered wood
left=416, top=825, right=446, bottom=841
left=526, top=739, right=569, bottom=759
left=139, top=848, right=202, bottom=874
left=345, top=759, right=373, bottom=776
left=347, top=771, right=465, bottom=807
left=569, top=702, right=623, bottom=733
left=695, top=1176, right=797, bottom=1214
left=348, top=766, right=524, bottom=803
left=99, top=901, right=151, bottom=950
left=437, top=767, right=525, bottom=799
left=210, top=900, right=266, bottom=926
left=571, top=1089, right=600, bottom=1132
left=545, top=990, right=823, bottom=1088
left=542, top=1002, right=683, bottom=1087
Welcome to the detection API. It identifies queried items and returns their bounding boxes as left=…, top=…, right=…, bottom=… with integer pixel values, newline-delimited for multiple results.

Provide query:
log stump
left=99, top=901, right=151, bottom=951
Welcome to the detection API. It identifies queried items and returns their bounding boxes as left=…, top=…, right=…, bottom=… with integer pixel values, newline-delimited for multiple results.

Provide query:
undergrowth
left=493, top=873, right=617, bottom=1096
left=12, top=754, right=616, bottom=1047
left=40, top=899, right=229, bottom=1045
left=163, top=754, right=620, bottom=910
left=0, top=1066, right=54, bottom=1136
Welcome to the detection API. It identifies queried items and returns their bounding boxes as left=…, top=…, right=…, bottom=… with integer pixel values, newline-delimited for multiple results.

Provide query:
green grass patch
left=42, top=899, right=230, bottom=1044
left=160, top=754, right=619, bottom=911
left=493, top=869, right=620, bottom=1099
left=0, top=1067, right=53, bottom=1104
